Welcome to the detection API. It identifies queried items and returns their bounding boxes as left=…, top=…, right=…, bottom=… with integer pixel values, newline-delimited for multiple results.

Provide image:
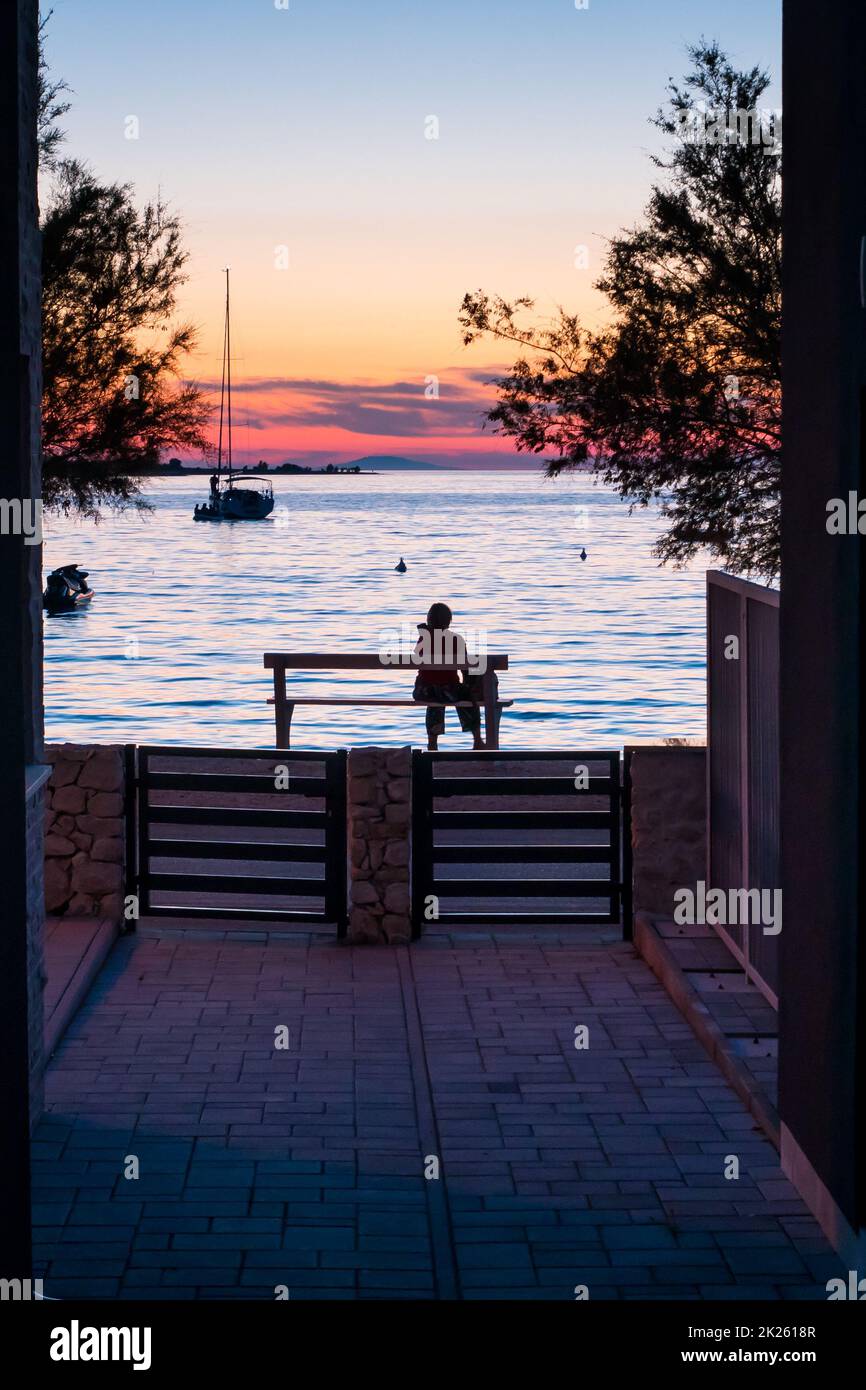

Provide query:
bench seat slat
left=268, top=695, right=511, bottom=706
left=265, top=652, right=508, bottom=670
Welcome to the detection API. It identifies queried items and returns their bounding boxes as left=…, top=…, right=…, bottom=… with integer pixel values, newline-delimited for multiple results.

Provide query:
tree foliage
left=459, top=43, right=781, bottom=577
left=38, top=28, right=210, bottom=515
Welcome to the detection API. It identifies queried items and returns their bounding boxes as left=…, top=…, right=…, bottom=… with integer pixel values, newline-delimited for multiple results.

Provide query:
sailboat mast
left=225, top=268, right=233, bottom=484
left=216, top=275, right=228, bottom=483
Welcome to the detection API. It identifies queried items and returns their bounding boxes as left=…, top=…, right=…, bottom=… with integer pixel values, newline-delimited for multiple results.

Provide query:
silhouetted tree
left=37, top=13, right=70, bottom=173
left=460, top=43, right=781, bottom=577
left=38, top=34, right=210, bottom=515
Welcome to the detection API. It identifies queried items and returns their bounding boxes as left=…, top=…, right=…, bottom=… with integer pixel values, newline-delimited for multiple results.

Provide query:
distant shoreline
left=136, top=465, right=378, bottom=477
left=135, top=453, right=579, bottom=477
left=135, top=462, right=592, bottom=477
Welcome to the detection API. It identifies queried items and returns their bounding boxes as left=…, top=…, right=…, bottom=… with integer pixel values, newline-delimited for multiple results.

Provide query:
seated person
left=412, top=602, right=490, bottom=752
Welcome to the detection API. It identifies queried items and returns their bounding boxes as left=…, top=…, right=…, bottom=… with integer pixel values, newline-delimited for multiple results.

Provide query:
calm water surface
left=43, top=472, right=707, bottom=749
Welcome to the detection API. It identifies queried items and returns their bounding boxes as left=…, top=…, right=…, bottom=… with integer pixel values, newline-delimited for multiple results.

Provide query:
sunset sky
left=46, top=0, right=780, bottom=466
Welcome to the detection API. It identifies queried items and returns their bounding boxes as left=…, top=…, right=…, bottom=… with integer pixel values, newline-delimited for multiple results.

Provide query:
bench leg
left=482, top=671, right=498, bottom=750
left=274, top=694, right=294, bottom=748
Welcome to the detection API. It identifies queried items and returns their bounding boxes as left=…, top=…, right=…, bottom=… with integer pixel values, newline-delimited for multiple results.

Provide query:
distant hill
left=342, top=455, right=447, bottom=471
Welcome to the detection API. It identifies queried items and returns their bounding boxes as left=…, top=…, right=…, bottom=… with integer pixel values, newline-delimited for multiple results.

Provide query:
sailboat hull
left=193, top=486, right=275, bottom=521
left=219, top=488, right=275, bottom=520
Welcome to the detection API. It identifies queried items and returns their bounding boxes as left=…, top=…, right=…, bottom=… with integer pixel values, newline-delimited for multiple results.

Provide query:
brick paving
left=32, top=928, right=842, bottom=1299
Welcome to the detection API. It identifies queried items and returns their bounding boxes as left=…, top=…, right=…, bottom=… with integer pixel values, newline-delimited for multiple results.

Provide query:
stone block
left=92, top=837, right=123, bottom=864
left=349, top=777, right=378, bottom=806
left=382, top=915, right=410, bottom=944
left=73, top=861, right=123, bottom=896
left=53, top=785, right=86, bottom=815
left=78, top=751, right=124, bottom=792
left=44, top=859, right=71, bottom=913
left=101, top=893, right=125, bottom=923
left=79, top=815, right=123, bottom=838
left=386, top=748, right=411, bottom=775
left=88, top=792, right=124, bottom=818
left=47, top=744, right=90, bottom=763
left=44, top=833, right=75, bottom=857
left=348, top=750, right=379, bottom=777
left=384, top=883, right=410, bottom=914
left=348, top=907, right=384, bottom=942
left=378, top=866, right=408, bottom=886
left=383, top=841, right=409, bottom=868
left=67, top=893, right=99, bottom=917
left=50, top=761, right=81, bottom=789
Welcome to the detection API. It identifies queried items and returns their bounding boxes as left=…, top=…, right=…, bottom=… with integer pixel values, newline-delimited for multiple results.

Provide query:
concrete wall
left=0, top=0, right=41, bottom=1270
left=44, top=745, right=126, bottom=923
left=628, top=745, right=707, bottom=920
left=780, top=0, right=866, bottom=1260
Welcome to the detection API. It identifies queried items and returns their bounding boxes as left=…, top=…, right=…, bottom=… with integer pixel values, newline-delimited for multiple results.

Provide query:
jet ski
left=43, top=565, right=94, bottom=613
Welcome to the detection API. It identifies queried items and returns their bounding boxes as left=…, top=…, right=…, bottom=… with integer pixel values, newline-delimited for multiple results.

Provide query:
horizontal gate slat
left=433, top=910, right=614, bottom=924
left=145, top=773, right=326, bottom=796
left=147, top=873, right=324, bottom=895
left=433, top=878, right=613, bottom=897
left=138, top=744, right=325, bottom=760
left=145, top=807, right=326, bottom=828
left=145, top=905, right=328, bottom=922
left=431, top=776, right=613, bottom=797
left=433, top=845, right=614, bottom=864
left=148, top=838, right=325, bottom=862
left=420, top=748, right=619, bottom=761
left=433, top=811, right=614, bottom=830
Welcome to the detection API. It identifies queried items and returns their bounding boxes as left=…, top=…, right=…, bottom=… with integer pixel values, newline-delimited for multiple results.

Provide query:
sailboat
left=193, top=269, right=275, bottom=522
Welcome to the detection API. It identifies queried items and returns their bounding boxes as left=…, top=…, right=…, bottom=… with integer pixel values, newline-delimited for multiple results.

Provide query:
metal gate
left=411, top=750, right=621, bottom=934
left=133, top=746, right=347, bottom=931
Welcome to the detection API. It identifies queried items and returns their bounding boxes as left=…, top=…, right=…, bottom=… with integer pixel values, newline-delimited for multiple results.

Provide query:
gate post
left=346, top=746, right=411, bottom=943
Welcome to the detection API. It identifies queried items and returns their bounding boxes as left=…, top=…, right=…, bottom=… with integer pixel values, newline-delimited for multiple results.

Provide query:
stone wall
left=44, top=744, right=126, bottom=922
left=628, top=744, right=707, bottom=920
left=347, top=746, right=411, bottom=943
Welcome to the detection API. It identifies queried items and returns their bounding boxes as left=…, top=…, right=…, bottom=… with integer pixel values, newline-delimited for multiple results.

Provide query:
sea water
left=42, top=471, right=707, bottom=750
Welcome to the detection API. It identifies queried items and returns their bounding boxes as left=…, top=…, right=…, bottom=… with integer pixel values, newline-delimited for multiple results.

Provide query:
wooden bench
left=264, top=652, right=512, bottom=748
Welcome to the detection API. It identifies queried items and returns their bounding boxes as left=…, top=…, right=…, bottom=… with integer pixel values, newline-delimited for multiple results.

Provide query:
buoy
left=395, top=557, right=407, bottom=572
left=579, top=548, right=587, bottom=561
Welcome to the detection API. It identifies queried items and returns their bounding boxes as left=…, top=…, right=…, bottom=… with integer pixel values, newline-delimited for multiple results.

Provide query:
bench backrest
left=264, top=652, right=508, bottom=672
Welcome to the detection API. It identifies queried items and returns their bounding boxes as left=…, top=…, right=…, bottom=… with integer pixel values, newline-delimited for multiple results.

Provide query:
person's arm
left=452, top=631, right=471, bottom=683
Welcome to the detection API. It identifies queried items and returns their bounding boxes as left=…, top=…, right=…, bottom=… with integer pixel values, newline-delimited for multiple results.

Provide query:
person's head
left=426, top=602, right=452, bottom=631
